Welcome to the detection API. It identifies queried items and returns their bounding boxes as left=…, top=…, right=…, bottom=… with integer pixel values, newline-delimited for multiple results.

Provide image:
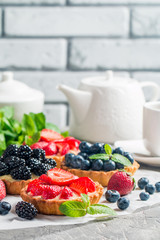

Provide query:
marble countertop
left=0, top=164, right=160, bottom=240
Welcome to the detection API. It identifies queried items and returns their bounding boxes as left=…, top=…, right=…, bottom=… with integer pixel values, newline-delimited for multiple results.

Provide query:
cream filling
left=0, top=173, right=38, bottom=182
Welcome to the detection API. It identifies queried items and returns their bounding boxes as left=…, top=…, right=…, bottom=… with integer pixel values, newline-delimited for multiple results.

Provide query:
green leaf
left=81, top=194, right=90, bottom=208
left=1, top=130, right=17, bottom=138
left=89, top=154, right=109, bottom=160
left=24, top=136, right=33, bottom=146
left=10, top=119, right=22, bottom=134
left=34, top=113, right=46, bottom=131
left=45, top=122, right=61, bottom=133
left=3, top=117, right=13, bottom=132
left=18, top=135, right=25, bottom=144
left=32, top=131, right=40, bottom=144
left=111, top=154, right=132, bottom=167
left=104, top=144, right=112, bottom=155
left=0, top=133, right=6, bottom=150
left=21, top=114, right=36, bottom=136
left=87, top=204, right=117, bottom=216
left=0, top=106, right=14, bottom=119
left=59, top=201, right=86, bottom=217
left=61, top=131, right=69, bottom=138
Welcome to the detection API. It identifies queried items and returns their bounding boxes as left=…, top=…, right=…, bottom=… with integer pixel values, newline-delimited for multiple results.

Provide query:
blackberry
left=18, top=145, right=32, bottom=160
left=10, top=166, right=31, bottom=180
left=43, top=158, right=57, bottom=167
left=0, top=162, right=9, bottom=176
left=3, top=144, right=18, bottom=159
left=15, top=201, right=37, bottom=220
left=33, top=163, right=52, bottom=176
left=25, top=158, right=41, bottom=171
left=3, top=156, right=25, bottom=170
left=32, top=148, right=45, bottom=160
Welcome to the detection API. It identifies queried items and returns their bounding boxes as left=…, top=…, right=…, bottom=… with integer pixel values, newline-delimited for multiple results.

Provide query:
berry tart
left=62, top=142, right=140, bottom=187
left=0, top=144, right=57, bottom=194
left=30, top=129, right=80, bottom=168
left=20, top=168, right=103, bottom=215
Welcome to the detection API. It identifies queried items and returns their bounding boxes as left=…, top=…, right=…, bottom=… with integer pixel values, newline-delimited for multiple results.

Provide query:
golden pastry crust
left=2, top=179, right=33, bottom=195
left=20, top=182, right=104, bottom=215
left=62, top=160, right=140, bottom=187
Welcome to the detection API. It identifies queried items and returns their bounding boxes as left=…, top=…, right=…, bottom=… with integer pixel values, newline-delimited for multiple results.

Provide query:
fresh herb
left=0, top=106, right=61, bottom=154
left=59, top=194, right=117, bottom=218
left=89, top=144, right=132, bottom=167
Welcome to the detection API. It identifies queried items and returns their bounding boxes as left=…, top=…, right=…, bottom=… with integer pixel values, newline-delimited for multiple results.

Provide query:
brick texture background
left=0, top=0, right=160, bottom=129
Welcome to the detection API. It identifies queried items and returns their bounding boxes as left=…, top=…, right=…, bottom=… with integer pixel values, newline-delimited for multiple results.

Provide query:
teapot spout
left=57, top=84, right=92, bottom=123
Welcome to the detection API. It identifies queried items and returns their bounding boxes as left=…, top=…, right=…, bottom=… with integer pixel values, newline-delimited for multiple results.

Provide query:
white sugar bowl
left=0, top=72, right=44, bottom=120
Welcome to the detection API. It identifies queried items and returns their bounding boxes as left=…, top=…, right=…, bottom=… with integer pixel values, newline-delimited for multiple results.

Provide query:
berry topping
left=0, top=162, right=9, bottom=176
left=69, top=177, right=96, bottom=195
left=138, top=177, right=149, bottom=189
left=33, top=163, right=52, bottom=176
left=10, top=166, right=31, bottom=180
left=145, top=184, right=155, bottom=195
left=40, top=129, right=63, bottom=142
left=91, top=159, right=103, bottom=171
left=123, top=152, right=134, bottom=164
left=39, top=174, right=55, bottom=185
left=78, top=152, right=89, bottom=159
left=105, top=190, right=120, bottom=203
left=18, top=145, right=32, bottom=160
left=65, top=153, right=75, bottom=167
left=47, top=168, right=78, bottom=186
left=60, top=186, right=73, bottom=199
left=0, top=201, right=11, bottom=215
left=139, top=192, right=150, bottom=201
left=43, top=142, right=57, bottom=155
left=89, top=143, right=102, bottom=154
left=56, top=143, right=70, bottom=156
left=103, top=160, right=116, bottom=171
left=116, top=162, right=124, bottom=169
left=42, top=185, right=62, bottom=199
left=30, top=141, right=48, bottom=150
left=79, top=141, right=91, bottom=154
left=113, top=147, right=124, bottom=155
left=3, top=156, right=25, bottom=170
left=70, top=155, right=84, bottom=169
left=15, top=201, right=38, bottom=220
left=32, top=148, right=45, bottom=160
left=81, top=159, right=91, bottom=170
left=43, top=158, right=56, bottom=167
left=155, top=182, right=160, bottom=192
left=3, top=144, right=18, bottom=159
left=0, top=180, right=6, bottom=200
left=25, top=158, right=41, bottom=171
left=27, top=179, right=46, bottom=192
left=107, top=171, right=135, bottom=196
left=117, top=197, right=130, bottom=210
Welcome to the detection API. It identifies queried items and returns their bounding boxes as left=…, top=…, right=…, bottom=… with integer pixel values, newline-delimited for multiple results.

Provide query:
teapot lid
left=0, top=72, right=44, bottom=103
left=81, top=70, right=137, bottom=87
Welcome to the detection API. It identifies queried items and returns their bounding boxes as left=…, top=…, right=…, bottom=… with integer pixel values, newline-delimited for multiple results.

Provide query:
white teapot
left=58, top=71, right=160, bottom=143
left=0, top=72, right=44, bottom=120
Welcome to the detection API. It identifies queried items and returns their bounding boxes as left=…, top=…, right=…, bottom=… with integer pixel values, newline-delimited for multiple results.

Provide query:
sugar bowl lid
left=0, top=72, right=44, bottom=102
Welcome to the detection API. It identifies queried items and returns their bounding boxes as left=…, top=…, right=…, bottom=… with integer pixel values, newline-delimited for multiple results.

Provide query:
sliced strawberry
left=27, top=179, right=46, bottom=192
left=56, top=142, right=70, bottom=155
left=30, top=141, right=48, bottom=150
left=43, top=142, right=57, bottom=155
left=47, top=168, right=78, bottom=186
left=0, top=180, right=6, bottom=200
left=40, top=129, right=64, bottom=142
left=30, top=184, right=45, bottom=196
left=59, top=186, right=73, bottom=199
left=69, top=177, right=96, bottom=195
left=42, top=185, right=62, bottom=199
left=39, top=174, right=55, bottom=185
left=66, top=138, right=80, bottom=150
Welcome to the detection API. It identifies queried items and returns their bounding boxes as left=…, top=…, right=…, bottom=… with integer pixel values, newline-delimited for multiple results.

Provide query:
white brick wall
left=132, top=8, right=160, bottom=37
left=0, top=39, right=67, bottom=69
left=69, top=39, right=160, bottom=70
left=5, top=7, right=129, bottom=37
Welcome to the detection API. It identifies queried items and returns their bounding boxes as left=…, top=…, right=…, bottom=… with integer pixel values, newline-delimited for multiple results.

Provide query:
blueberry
left=105, top=190, right=120, bottom=203
left=123, top=152, right=134, bottom=164
left=79, top=141, right=91, bottom=154
left=113, top=147, right=124, bottom=155
left=117, top=197, right=130, bottom=210
left=103, top=160, right=116, bottom=171
left=0, top=201, right=11, bottom=215
left=138, top=177, right=149, bottom=189
left=139, top=192, right=150, bottom=201
left=91, top=159, right=103, bottom=171
left=81, top=160, right=91, bottom=170
left=89, top=143, right=102, bottom=154
left=65, top=153, right=75, bottom=167
left=78, top=152, right=89, bottom=159
left=116, top=162, right=124, bottom=169
left=145, top=184, right=155, bottom=195
left=100, top=144, right=113, bottom=154
left=70, top=155, right=84, bottom=169
left=155, top=182, right=160, bottom=192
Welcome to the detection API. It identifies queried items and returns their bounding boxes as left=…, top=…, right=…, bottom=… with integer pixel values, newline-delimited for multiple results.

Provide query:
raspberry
left=15, top=201, right=37, bottom=220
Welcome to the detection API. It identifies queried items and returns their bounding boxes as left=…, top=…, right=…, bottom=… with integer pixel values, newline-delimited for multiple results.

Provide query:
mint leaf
left=87, top=204, right=117, bottom=216
left=61, top=131, right=69, bottom=138
left=32, top=131, right=40, bottom=144
left=45, top=122, right=61, bottom=133
left=0, top=133, right=6, bottom=150
left=81, top=194, right=90, bottom=208
left=104, top=144, right=112, bottom=155
left=0, top=106, right=14, bottom=119
left=34, top=113, right=46, bottom=131
left=22, top=114, right=36, bottom=136
left=112, top=154, right=132, bottom=167
left=89, top=154, right=109, bottom=160
left=59, top=201, right=86, bottom=217
left=24, top=136, right=33, bottom=146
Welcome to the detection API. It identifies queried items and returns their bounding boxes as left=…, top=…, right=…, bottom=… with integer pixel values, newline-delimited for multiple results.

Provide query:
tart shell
left=20, top=182, right=104, bottom=215
left=2, top=178, right=33, bottom=195
left=61, top=160, right=140, bottom=187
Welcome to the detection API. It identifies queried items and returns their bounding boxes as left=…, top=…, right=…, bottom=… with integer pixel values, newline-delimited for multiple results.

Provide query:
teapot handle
left=140, top=81, right=160, bottom=101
